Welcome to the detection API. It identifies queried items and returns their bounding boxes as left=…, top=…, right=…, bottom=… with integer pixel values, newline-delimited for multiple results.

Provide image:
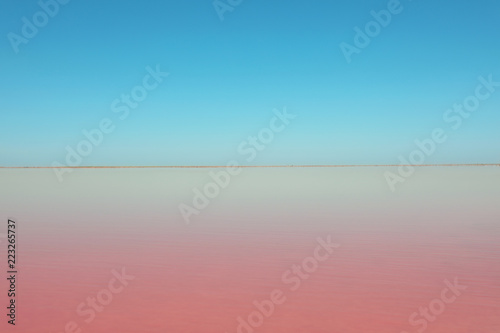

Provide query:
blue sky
left=1, top=0, right=499, bottom=166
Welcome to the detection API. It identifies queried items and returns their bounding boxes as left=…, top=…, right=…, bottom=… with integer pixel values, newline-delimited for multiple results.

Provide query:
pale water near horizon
left=1, top=167, right=499, bottom=332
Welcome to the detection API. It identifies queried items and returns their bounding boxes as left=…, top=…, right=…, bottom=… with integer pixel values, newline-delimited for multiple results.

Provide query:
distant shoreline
left=0, top=164, right=499, bottom=169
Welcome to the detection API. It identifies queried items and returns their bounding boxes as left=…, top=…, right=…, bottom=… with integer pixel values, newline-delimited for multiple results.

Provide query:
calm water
left=1, top=167, right=499, bottom=332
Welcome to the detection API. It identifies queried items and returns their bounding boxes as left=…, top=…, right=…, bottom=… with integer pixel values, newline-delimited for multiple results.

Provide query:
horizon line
left=0, top=164, right=499, bottom=169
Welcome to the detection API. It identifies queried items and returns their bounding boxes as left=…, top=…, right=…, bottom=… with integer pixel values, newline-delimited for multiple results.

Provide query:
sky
left=1, top=0, right=499, bottom=166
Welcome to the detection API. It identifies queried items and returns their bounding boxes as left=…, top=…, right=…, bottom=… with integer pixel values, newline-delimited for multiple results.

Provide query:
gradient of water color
left=0, top=167, right=499, bottom=332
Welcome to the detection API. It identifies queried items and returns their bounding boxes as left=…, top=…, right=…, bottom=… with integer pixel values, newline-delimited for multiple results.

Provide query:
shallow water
left=1, top=167, right=499, bottom=332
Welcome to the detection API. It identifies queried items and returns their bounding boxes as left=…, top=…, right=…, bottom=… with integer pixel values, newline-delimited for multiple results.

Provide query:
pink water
left=1, top=167, right=499, bottom=332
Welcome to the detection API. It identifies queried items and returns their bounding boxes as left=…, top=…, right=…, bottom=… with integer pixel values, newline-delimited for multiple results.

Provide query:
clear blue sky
left=1, top=0, right=499, bottom=166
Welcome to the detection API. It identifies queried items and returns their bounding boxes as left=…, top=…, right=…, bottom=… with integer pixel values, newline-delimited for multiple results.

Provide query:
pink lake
left=1, top=167, right=499, bottom=332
